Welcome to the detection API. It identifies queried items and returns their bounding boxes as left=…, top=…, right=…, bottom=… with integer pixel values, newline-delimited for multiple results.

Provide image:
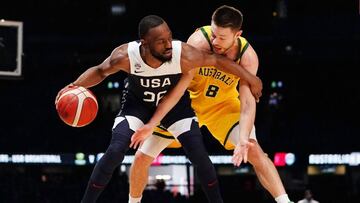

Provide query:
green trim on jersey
left=223, top=121, right=239, bottom=146
left=153, top=131, right=175, bottom=140
left=200, top=27, right=213, bottom=52
left=239, top=41, right=249, bottom=60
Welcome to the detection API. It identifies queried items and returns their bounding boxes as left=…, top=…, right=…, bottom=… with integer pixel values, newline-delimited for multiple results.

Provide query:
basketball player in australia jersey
left=55, top=15, right=262, bottom=203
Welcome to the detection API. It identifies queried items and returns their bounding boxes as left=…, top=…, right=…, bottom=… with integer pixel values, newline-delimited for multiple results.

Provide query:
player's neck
left=223, top=42, right=240, bottom=61
left=140, top=46, right=163, bottom=68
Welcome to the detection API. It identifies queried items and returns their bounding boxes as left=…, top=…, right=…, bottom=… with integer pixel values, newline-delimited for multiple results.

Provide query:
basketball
left=56, top=86, right=98, bottom=127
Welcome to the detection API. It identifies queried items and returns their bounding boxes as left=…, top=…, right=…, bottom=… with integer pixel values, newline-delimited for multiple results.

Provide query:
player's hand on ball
left=55, top=83, right=77, bottom=105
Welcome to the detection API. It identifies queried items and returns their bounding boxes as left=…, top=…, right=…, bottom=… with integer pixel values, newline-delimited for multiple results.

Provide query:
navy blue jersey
left=115, top=40, right=196, bottom=127
left=127, top=40, right=182, bottom=109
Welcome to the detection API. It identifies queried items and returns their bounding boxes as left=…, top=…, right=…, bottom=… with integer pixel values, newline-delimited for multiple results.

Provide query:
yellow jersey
left=155, top=25, right=250, bottom=150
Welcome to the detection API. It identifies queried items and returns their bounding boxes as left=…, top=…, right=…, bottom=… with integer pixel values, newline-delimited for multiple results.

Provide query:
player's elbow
left=94, top=65, right=109, bottom=80
left=200, top=52, right=220, bottom=67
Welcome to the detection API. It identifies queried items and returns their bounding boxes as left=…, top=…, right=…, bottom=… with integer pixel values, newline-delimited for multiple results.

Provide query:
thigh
left=205, top=111, right=240, bottom=150
left=197, top=100, right=240, bottom=149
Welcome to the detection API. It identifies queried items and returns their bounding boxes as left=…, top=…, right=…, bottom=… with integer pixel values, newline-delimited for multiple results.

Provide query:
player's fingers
left=129, top=141, right=134, bottom=148
left=235, top=156, right=243, bottom=167
left=231, top=154, right=237, bottom=164
left=132, top=140, right=140, bottom=149
left=243, top=151, right=248, bottom=163
left=131, top=133, right=137, bottom=142
left=231, top=154, right=236, bottom=163
left=136, top=139, right=144, bottom=149
left=232, top=154, right=242, bottom=167
left=130, top=135, right=140, bottom=148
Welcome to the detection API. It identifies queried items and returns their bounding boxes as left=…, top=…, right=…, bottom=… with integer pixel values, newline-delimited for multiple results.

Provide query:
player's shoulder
left=109, top=43, right=130, bottom=67
left=187, top=31, right=211, bottom=52
left=113, top=43, right=130, bottom=57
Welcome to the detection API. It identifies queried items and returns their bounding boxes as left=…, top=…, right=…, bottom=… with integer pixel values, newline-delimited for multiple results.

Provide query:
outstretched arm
left=180, top=42, right=262, bottom=101
left=130, top=69, right=195, bottom=149
left=55, top=44, right=130, bottom=103
left=69, top=44, right=130, bottom=88
left=232, top=44, right=258, bottom=166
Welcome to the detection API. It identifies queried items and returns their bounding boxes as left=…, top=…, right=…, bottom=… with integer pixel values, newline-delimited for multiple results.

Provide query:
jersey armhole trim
left=200, top=27, right=213, bottom=52
left=238, top=41, right=249, bottom=60
left=223, top=121, right=240, bottom=146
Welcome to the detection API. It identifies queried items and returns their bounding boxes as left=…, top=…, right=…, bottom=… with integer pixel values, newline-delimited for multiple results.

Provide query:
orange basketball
left=56, top=86, right=98, bottom=127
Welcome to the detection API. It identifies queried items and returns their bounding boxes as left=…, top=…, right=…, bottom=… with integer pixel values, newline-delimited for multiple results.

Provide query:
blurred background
left=0, top=0, right=359, bottom=202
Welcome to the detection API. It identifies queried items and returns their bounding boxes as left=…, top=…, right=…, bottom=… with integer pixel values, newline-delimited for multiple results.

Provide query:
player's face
left=305, top=191, right=312, bottom=200
left=144, top=22, right=173, bottom=62
left=210, top=22, right=241, bottom=55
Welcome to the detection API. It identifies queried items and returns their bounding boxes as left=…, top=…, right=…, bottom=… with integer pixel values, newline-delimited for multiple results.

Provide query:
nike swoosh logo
left=134, top=70, right=145, bottom=73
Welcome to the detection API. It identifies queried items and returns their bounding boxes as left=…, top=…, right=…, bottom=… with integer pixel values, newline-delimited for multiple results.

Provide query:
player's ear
left=235, top=30, right=243, bottom=38
left=140, top=39, right=147, bottom=46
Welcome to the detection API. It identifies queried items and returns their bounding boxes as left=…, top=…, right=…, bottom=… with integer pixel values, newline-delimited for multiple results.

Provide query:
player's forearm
left=147, top=92, right=183, bottom=128
left=215, top=56, right=255, bottom=83
left=238, top=114, right=255, bottom=144
left=147, top=72, right=193, bottom=127
left=72, top=66, right=107, bottom=88
left=238, top=96, right=256, bottom=144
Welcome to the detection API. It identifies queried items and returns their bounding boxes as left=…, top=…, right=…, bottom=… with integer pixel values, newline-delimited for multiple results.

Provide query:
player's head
left=138, top=15, right=173, bottom=62
left=304, top=189, right=313, bottom=200
left=210, top=5, right=243, bottom=54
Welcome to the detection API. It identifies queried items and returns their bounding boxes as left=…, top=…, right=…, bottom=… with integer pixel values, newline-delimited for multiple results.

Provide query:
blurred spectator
left=297, top=189, right=319, bottom=203
left=143, top=179, right=172, bottom=203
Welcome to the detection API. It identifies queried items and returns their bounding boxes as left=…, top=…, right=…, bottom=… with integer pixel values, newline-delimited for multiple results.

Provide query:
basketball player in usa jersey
left=56, top=15, right=262, bottom=203
left=129, top=6, right=293, bottom=203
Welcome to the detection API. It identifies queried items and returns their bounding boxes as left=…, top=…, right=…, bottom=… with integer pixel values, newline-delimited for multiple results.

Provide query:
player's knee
left=247, top=140, right=265, bottom=165
left=105, top=142, right=128, bottom=162
left=134, top=151, right=154, bottom=167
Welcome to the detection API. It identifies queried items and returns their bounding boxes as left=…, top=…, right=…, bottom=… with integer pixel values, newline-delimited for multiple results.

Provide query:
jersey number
left=144, top=91, right=167, bottom=105
left=205, top=85, right=219, bottom=97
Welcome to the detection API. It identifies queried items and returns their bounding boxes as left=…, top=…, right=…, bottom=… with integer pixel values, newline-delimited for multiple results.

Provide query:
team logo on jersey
left=198, top=67, right=235, bottom=85
left=134, top=63, right=144, bottom=73
left=135, top=63, right=141, bottom=69
left=140, top=78, right=171, bottom=88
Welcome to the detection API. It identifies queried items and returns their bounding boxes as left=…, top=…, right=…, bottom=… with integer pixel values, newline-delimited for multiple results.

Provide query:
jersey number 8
left=205, top=85, right=219, bottom=97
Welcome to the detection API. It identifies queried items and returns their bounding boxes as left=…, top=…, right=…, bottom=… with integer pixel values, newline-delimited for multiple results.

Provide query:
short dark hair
left=138, top=15, right=165, bottom=39
left=212, top=5, right=243, bottom=30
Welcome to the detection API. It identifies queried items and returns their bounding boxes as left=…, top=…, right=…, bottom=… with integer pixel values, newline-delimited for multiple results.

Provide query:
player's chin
left=162, top=54, right=172, bottom=61
left=163, top=51, right=172, bottom=58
